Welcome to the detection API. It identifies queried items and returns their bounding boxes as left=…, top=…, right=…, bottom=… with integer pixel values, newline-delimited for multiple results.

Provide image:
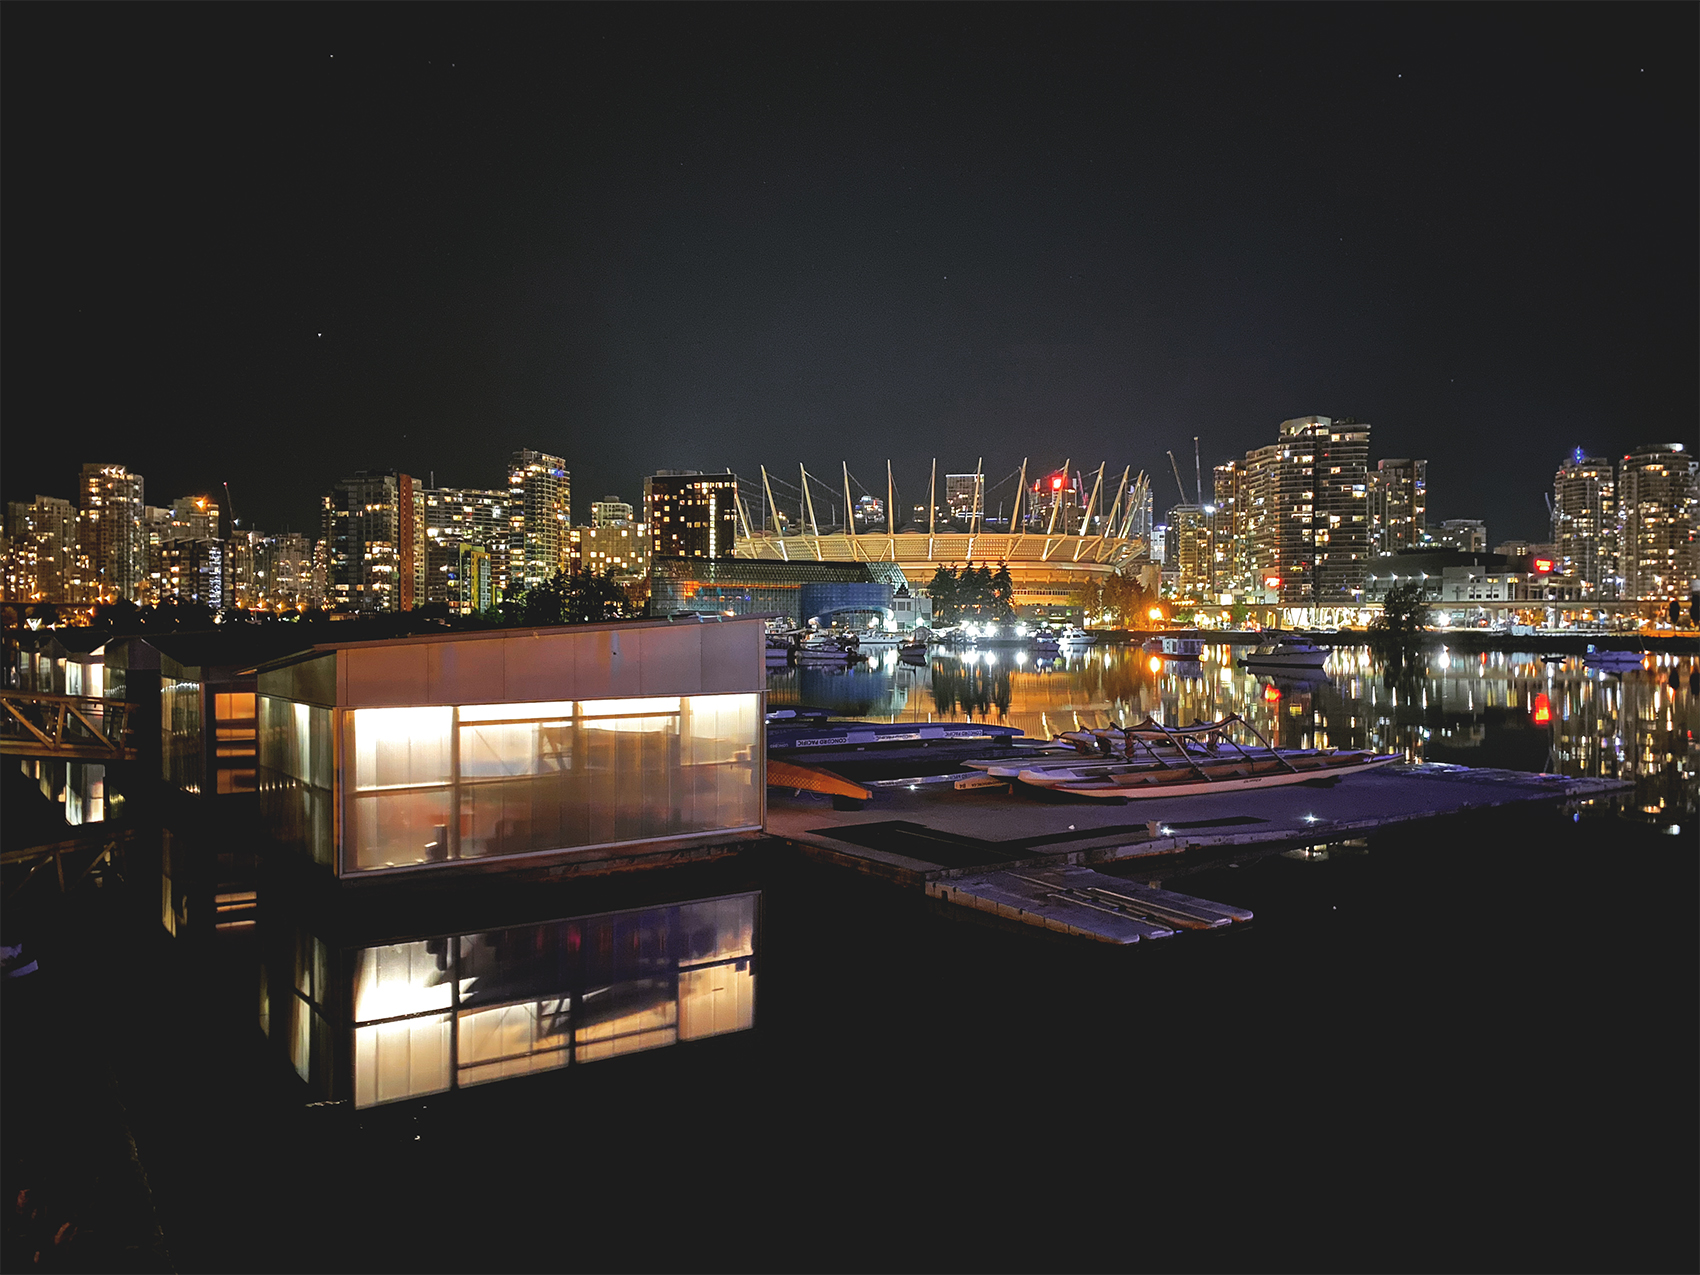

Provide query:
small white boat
left=1057, top=626, right=1096, bottom=646
left=1239, top=634, right=1330, bottom=669
left=1144, top=634, right=1205, bottom=658
left=855, top=631, right=902, bottom=650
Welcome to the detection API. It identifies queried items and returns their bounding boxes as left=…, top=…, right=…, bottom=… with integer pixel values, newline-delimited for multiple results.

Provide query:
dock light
left=1303, top=814, right=1319, bottom=824
left=1148, top=606, right=1163, bottom=621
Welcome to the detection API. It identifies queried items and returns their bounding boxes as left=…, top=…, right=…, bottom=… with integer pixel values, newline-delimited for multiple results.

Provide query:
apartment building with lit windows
left=645, top=471, right=739, bottom=559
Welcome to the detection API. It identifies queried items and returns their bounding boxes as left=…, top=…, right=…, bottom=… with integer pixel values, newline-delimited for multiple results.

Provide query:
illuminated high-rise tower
left=78, top=463, right=146, bottom=602
left=1369, top=458, right=1427, bottom=555
left=508, top=449, right=571, bottom=589
left=1551, top=450, right=1617, bottom=599
left=1618, top=443, right=1698, bottom=601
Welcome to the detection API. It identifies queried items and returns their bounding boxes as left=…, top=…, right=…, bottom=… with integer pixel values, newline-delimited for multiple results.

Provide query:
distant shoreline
left=1094, top=628, right=1700, bottom=655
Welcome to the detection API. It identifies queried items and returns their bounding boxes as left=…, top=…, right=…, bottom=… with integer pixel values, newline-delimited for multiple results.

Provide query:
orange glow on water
left=1531, top=692, right=1552, bottom=725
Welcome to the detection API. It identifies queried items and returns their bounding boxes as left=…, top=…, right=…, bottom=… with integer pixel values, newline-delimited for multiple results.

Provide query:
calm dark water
left=31, top=643, right=1698, bottom=1271
left=770, top=642, right=1700, bottom=819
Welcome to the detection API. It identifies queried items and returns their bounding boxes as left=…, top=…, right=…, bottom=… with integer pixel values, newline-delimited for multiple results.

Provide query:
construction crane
left=1166, top=451, right=1190, bottom=505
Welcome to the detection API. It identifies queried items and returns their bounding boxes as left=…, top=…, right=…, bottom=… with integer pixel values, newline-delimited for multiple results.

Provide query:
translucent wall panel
left=457, top=999, right=571, bottom=1087
left=352, top=788, right=453, bottom=870
left=338, top=892, right=757, bottom=1105
left=338, top=692, right=760, bottom=875
left=575, top=979, right=679, bottom=1063
left=678, top=961, right=756, bottom=1042
left=679, top=693, right=761, bottom=834
left=460, top=720, right=573, bottom=778
left=677, top=896, right=757, bottom=967
left=352, top=707, right=452, bottom=790
left=258, top=697, right=334, bottom=866
left=355, top=1016, right=452, bottom=1109
left=353, top=941, right=453, bottom=1022
left=162, top=679, right=203, bottom=793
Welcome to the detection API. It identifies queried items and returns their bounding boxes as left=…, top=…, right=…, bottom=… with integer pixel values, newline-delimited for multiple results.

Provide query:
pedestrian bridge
left=0, top=690, right=136, bottom=762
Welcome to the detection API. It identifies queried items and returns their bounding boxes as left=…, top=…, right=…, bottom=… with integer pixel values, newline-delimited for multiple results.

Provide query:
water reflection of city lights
left=1147, top=655, right=1163, bottom=674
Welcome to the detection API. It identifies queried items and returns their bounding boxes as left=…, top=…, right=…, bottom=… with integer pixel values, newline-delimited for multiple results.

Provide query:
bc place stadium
left=648, top=459, right=1156, bottom=624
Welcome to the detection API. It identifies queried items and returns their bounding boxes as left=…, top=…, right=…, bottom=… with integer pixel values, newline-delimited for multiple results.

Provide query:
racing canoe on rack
left=997, top=713, right=1401, bottom=799
left=1022, top=749, right=1400, bottom=798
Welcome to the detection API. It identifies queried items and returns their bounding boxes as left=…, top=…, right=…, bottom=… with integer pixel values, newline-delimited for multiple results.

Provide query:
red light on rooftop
left=1051, top=476, right=1064, bottom=491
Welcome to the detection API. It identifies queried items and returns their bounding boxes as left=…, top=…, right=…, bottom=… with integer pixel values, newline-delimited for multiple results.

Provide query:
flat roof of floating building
left=253, top=614, right=773, bottom=708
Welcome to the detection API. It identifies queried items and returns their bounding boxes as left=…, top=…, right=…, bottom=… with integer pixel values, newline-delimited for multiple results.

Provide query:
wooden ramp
left=927, top=864, right=1252, bottom=944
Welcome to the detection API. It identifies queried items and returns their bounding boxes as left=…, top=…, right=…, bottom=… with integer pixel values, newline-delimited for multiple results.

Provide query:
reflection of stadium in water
left=769, top=646, right=1698, bottom=817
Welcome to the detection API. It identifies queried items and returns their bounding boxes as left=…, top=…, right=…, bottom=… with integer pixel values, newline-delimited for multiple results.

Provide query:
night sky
left=4, top=6, right=1693, bottom=543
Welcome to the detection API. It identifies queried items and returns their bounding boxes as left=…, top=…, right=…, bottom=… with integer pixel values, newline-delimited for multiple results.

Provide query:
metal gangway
left=0, top=690, right=136, bottom=761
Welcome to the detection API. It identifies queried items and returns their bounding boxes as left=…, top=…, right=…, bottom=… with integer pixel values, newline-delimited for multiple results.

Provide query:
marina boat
left=854, top=630, right=903, bottom=650
left=1583, top=646, right=1648, bottom=671
left=1057, top=626, right=1096, bottom=646
left=1023, top=747, right=1400, bottom=799
left=1239, top=634, right=1330, bottom=669
left=792, top=643, right=863, bottom=666
left=1005, top=714, right=1398, bottom=799
left=768, top=719, right=1025, bottom=751
left=1143, top=633, right=1205, bottom=658
left=1031, top=631, right=1060, bottom=656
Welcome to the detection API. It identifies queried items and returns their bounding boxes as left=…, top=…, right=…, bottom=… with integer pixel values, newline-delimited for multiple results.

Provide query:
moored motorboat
left=1239, top=633, right=1330, bottom=669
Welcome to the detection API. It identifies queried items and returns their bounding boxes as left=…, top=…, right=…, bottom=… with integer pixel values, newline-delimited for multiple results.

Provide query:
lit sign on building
left=1532, top=558, right=1554, bottom=575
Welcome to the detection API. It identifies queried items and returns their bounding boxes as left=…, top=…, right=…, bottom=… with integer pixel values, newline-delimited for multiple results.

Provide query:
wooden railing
left=0, top=690, right=136, bottom=761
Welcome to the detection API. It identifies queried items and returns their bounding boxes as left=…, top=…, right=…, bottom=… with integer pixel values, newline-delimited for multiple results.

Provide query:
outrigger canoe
left=1003, top=713, right=1398, bottom=799
left=1021, top=748, right=1400, bottom=799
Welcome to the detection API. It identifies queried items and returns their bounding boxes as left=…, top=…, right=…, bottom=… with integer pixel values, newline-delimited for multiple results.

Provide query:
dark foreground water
left=4, top=644, right=1696, bottom=1272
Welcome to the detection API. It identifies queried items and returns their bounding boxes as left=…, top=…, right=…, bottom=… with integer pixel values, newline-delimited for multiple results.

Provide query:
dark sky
left=4, top=5, right=1694, bottom=543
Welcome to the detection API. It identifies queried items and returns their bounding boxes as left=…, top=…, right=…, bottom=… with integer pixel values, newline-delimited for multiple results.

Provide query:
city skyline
left=2, top=7, right=1693, bottom=544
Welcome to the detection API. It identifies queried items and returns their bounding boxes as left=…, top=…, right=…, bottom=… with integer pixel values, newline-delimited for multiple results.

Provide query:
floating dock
left=929, top=865, right=1253, bottom=945
left=768, top=761, right=1633, bottom=942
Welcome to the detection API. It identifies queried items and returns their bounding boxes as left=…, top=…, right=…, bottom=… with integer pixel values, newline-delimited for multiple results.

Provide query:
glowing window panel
left=458, top=701, right=575, bottom=723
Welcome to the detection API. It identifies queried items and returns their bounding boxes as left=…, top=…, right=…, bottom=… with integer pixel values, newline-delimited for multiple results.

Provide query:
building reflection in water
left=770, top=646, right=1698, bottom=818
left=262, top=892, right=758, bottom=1107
